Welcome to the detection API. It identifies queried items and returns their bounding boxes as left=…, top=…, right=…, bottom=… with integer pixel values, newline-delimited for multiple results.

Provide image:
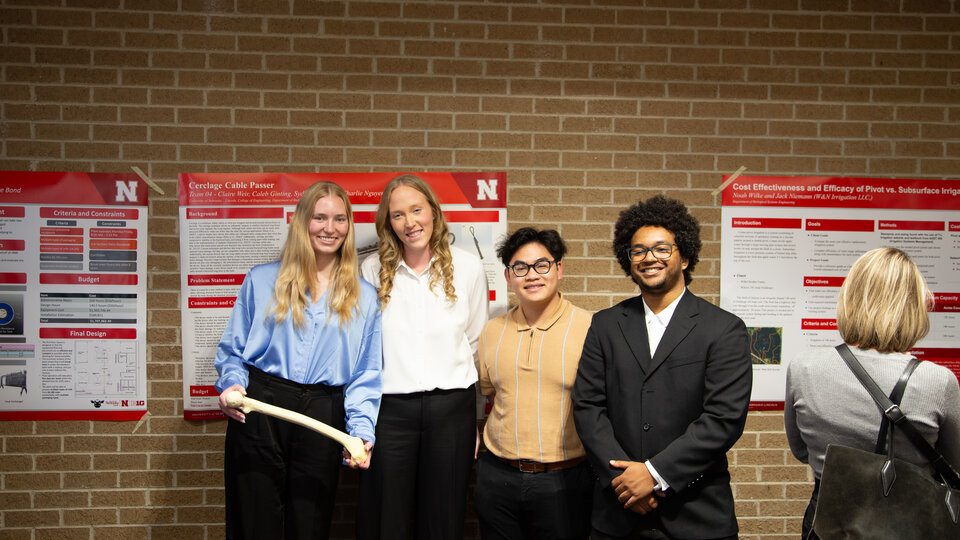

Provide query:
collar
left=642, top=288, right=685, bottom=326
left=510, top=293, right=569, bottom=332
left=397, top=255, right=434, bottom=278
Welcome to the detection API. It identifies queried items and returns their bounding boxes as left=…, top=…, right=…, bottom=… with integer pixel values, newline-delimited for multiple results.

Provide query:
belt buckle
left=518, top=459, right=540, bottom=473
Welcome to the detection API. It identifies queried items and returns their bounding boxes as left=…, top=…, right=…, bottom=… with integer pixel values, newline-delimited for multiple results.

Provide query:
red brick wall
left=2, top=1, right=958, bottom=538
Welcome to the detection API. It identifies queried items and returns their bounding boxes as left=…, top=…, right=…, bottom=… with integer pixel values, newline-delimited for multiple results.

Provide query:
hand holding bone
left=223, top=390, right=368, bottom=466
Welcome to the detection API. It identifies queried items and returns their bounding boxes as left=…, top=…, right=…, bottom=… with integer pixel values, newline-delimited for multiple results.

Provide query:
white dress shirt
left=361, top=245, right=489, bottom=395
left=641, top=288, right=686, bottom=492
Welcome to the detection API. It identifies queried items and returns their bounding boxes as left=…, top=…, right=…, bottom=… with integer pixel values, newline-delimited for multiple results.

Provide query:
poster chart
left=720, top=176, right=960, bottom=410
left=0, top=172, right=148, bottom=421
left=179, top=172, right=507, bottom=420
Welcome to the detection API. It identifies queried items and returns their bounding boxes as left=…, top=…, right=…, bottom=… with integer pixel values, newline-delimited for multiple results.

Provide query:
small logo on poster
left=91, top=399, right=104, bottom=408
left=477, top=179, right=498, bottom=201
left=115, top=181, right=139, bottom=203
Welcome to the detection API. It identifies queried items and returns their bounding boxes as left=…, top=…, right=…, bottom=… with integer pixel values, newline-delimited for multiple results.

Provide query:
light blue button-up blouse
left=214, top=261, right=382, bottom=444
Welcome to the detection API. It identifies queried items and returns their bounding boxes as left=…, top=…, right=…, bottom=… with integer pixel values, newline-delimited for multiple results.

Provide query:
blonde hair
left=836, top=247, right=930, bottom=353
left=270, top=181, right=361, bottom=328
left=374, top=174, right=456, bottom=306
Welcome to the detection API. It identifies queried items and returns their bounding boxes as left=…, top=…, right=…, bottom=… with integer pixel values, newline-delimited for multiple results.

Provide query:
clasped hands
left=610, top=459, right=665, bottom=514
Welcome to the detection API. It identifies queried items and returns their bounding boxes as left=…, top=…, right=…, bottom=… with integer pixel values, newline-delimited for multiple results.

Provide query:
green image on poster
left=748, top=327, right=782, bottom=365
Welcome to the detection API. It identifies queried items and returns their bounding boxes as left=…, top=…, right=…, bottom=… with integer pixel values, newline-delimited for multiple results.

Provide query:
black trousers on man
left=357, top=386, right=475, bottom=540
left=474, top=450, right=593, bottom=540
left=224, top=367, right=345, bottom=540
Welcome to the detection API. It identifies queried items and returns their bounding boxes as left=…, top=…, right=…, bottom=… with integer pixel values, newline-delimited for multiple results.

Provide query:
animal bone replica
left=223, top=390, right=367, bottom=465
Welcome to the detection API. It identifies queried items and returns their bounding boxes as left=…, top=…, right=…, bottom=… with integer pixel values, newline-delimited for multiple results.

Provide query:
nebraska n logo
left=477, top=179, right=498, bottom=201
left=115, top=181, right=138, bottom=203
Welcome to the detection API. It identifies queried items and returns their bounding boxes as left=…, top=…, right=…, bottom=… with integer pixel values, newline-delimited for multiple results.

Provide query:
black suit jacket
left=573, top=291, right=751, bottom=539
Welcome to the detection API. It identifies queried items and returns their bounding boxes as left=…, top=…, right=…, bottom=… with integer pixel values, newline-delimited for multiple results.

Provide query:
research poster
left=178, top=172, right=507, bottom=420
left=720, top=176, right=960, bottom=409
left=0, top=171, right=149, bottom=421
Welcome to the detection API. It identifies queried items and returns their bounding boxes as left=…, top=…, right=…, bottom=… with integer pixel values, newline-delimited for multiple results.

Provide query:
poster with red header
left=178, top=172, right=507, bottom=421
left=720, top=176, right=960, bottom=410
left=0, top=171, right=148, bottom=421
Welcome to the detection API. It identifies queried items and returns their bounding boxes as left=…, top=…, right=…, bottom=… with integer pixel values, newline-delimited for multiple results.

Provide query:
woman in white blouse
left=357, top=174, right=489, bottom=540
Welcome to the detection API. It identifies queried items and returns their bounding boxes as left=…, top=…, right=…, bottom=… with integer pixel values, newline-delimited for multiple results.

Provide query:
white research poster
left=0, top=171, right=148, bottom=421
left=178, top=172, right=507, bottom=421
left=720, top=175, right=960, bottom=409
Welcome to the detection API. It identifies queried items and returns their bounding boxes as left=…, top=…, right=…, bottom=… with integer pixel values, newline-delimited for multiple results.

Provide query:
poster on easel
left=178, top=172, right=507, bottom=421
left=720, top=176, right=960, bottom=410
left=0, top=171, right=148, bottom=421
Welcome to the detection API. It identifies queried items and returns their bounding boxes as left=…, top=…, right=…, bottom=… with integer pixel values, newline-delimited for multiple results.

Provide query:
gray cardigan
left=785, top=345, right=960, bottom=479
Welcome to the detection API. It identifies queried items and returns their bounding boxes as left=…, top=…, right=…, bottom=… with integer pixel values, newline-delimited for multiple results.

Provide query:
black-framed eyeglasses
left=627, top=243, right=676, bottom=261
left=509, top=258, right=556, bottom=277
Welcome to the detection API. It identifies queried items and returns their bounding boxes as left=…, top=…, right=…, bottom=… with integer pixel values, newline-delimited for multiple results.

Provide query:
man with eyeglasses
left=474, top=227, right=594, bottom=540
left=573, top=195, right=751, bottom=540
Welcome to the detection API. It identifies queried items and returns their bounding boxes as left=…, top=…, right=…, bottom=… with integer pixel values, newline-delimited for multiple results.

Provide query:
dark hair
left=612, top=195, right=701, bottom=285
left=496, top=227, right=567, bottom=267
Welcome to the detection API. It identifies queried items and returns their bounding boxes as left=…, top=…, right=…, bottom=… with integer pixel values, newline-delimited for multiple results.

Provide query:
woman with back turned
left=785, top=247, right=960, bottom=538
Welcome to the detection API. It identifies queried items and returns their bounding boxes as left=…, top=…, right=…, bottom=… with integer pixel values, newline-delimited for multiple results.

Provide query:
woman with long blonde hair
left=358, top=174, right=489, bottom=540
left=785, top=247, right=960, bottom=538
left=215, top=181, right=383, bottom=539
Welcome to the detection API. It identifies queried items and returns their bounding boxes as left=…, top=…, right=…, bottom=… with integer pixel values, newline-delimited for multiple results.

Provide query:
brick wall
left=1, top=0, right=958, bottom=538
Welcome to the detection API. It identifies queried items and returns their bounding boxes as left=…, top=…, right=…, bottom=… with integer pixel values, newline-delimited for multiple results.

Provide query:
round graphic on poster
left=0, top=302, right=14, bottom=325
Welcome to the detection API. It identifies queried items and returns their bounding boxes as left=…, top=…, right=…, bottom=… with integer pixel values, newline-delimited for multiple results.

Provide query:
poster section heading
left=178, top=172, right=507, bottom=421
left=0, top=171, right=148, bottom=421
left=720, top=175, right=960, bottom=411
left=723, top=175, right=960, bottom=210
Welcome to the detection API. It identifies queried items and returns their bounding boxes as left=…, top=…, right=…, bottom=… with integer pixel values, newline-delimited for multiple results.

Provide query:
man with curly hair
left=573, top=195, right=752, bottom=540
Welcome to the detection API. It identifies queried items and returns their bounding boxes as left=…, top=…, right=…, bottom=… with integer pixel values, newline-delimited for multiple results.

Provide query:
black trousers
left=802, top=478, right=820, bottom=540
left=357, top=385, right=475, bottom=540
left=224, top=367, right=345, bottom=540
left=474, top=451, right=593, bottom=540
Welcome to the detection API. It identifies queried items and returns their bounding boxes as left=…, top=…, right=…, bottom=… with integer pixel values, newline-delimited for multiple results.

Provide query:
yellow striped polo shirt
left=478, top=295, right=593, bottom=463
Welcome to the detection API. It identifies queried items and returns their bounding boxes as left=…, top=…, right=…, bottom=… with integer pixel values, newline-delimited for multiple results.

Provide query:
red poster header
left=877, top=220, right=943, bottom=231
left=722, top=176, right=960, bottom=210
left=0, top=206, right=26, bottom=217
left=39, top=328, right=137, bottom=339
left=178, top=172, right=507, bottom=209
left=931, top=293, right=960, bottom=313
left=188, top=274, right=246, bottom=286
left=801, top=319, right=838, bottom=330
left=188, top=296, right=237, bottom=308
left=186, top=207, right=284, bottom=219
left=0, top=239, right=26, bottom=251
left=803, top=276, right=845, bottom=287
left=39, top=273, right=138, bottom=285
left=805, top=219, right=874, bottom=232
left=0, top=273, right=27, bottom=284
left=0, top=171, right=148, bottom=206
left=39, top=207, right=139, bottom=220
left=731, top=217, right=802, bottom=229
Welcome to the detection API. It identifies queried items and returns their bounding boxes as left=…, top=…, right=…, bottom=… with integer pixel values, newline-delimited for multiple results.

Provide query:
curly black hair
left=612, top=195, right=701, bottom=285
left=496, top=227, right=567, bottom=267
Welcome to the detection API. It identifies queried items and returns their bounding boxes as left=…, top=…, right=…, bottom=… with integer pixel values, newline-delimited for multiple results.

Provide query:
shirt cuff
left=645, top=460, right=670, bottom=492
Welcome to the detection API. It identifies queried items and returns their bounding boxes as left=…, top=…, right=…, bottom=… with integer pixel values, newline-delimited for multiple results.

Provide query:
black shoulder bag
left=810, top=344, right=960, bottom=539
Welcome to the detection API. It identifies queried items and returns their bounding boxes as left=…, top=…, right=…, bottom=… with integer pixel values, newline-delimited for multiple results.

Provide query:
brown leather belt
left=497, top=455, right=585, bottom=473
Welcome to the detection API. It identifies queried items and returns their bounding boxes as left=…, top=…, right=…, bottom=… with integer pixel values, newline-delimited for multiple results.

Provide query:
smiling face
left=505, top=241, right=563, bottom=310
left=388, top=185, right=434, bottom=258
left=629, top=225, right=688, bottom=300
left=308, top=195, right=349, bottom=259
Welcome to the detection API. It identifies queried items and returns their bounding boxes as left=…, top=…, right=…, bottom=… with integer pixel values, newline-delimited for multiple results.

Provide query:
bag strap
left=874, top=358, right=921, bottom=453
left=835, top=343, right=960, bottom=489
